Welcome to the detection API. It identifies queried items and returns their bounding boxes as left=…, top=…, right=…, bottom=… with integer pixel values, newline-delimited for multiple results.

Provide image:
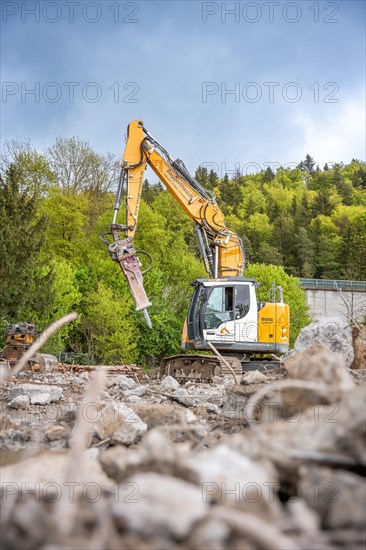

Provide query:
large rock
left=44, top=425, right=70, bottom=442
left=189, top=517, right=230, bottom=550
left=290, top=317, right=354, bottom=368
left=95, top=403, right=147, bottom=445
left=100, top=428, right=196, bottom=483
left=187, top=444, right=281, bottom=520
left=284, top=343, right=354, bottom=390
left=222, top=385, right=250, bottom=423
left=114, top=375, right=136, bottom=390
left=7, top=395, right=30, bottom=409
left=133, top=402, right=192, bottom=429
left=300, top=465, right=366, bottom=529
left=0, top=448, right=112, bottom=489
left=241, top=371, right=267, bottom=385
left=111, top=472, right=208, bottom=539
left=280, top=343, right=355, bottom=416
left=159, top=375, right=180, bottom=392
left=123, top=385, right=146, bottom=398
left=8, top=384, right=63, bottom=405
left=235, top=384, right=366, bottom=466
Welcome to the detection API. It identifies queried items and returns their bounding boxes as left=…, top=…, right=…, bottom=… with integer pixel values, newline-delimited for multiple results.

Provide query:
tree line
left=1, top=139, right=364, bottom=365
left=194, top=154, right=366, bottom=280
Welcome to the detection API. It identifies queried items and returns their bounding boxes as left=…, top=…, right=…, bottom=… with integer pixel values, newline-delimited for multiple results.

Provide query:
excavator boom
left=101, top=120, right=244, bottom=326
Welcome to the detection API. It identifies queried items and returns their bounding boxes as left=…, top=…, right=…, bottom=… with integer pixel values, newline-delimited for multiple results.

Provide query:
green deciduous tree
left=40, top=188, right=88, bottom=263
left=39, top=259, right=82, bottom=354
left=47, top=137, right=118, bottom=193
left=80, top=282, right=137, bottom=364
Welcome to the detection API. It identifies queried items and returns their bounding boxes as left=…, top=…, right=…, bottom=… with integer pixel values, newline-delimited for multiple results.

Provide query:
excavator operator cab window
left=204, top=286, right=234, bottom=329
left=235, top=285, right=250, bottom=319
left=203, top=284, right=251, bottom=330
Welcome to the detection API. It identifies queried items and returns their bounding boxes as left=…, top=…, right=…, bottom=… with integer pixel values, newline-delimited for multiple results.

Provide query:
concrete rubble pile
left=0, top=318, right=365, bottom=549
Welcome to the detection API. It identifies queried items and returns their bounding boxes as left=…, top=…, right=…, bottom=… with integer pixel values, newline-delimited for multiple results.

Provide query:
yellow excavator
left=101, top=120, right=289, bottom=381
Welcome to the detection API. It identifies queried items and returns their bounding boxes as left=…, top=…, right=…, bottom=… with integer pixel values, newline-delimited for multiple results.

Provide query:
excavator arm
left=101, top=120, right=244, bottom=326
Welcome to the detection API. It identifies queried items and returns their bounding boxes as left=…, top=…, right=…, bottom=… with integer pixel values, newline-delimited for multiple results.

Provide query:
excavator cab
left=183, top=278, right=289, bottom=356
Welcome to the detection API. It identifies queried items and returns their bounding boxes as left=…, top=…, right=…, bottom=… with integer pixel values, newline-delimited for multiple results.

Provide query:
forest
left=1, top=138, right=365, bottom=366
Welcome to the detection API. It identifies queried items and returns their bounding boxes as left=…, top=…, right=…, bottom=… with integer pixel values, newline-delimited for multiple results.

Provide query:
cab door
left=234, top=284, right=258, bottom=342
left=202, top=285, right=235, bottom=342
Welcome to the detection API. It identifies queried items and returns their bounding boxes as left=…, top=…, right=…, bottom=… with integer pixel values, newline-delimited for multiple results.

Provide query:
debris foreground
left=0, top=319, right=365, bottom=550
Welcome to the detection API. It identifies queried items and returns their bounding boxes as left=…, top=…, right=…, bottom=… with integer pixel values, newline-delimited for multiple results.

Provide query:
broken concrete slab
left=222, top=385, right=250, bottom=422
left=44, top=425, right=70, bottom=442
left=206, top=403, right=221, bottom=414
left=8, top=384, right=63, bottom=405
left=242, top=383, right=366, bottom=466
left=159, top=375, right=180, bottom=392
left=188, top=444, right=281, bottom=520
left=100, top=428, right=196, bottom=483
left=132, top=402, right=188, bottom=429
left=189, top=517, right=230, bottom=550
left=300, top=465, right=366, bottom=529
left=95, top=402, right=147, bottom=445
left=7, top=395, right=30, bottom=409
left=284, top=343, right=354, bottom=391
left=0, top=448, right=112, bottom=489
left=114, top=375, right=136, bottom=390
left=123, top=385, right=146, bottom=398
left=1, top=349, right=365, bottom=549
left=241, top=370, right=267, bottom=385
left=125, top=395, right=142, bottom=404
left=290, top=316, right=354, bottom=368
left=111, top=472, right=208, bottom=539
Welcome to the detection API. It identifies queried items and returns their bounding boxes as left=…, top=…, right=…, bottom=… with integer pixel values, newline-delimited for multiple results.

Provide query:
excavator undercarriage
left=157, top=354, right=243, bottom=383
left=154, top=354, right=282, bottom=383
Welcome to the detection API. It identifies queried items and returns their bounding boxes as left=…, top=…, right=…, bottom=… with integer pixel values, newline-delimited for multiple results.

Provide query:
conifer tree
left=0, top=165, right=54, bottom=320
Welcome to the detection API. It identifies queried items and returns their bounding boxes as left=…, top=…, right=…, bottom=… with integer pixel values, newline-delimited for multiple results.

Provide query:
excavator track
left=156, top=354, right=243, bottom=384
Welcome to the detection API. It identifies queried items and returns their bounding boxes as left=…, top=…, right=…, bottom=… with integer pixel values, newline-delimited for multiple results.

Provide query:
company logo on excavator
left=219, top=327, right=231, bottom=335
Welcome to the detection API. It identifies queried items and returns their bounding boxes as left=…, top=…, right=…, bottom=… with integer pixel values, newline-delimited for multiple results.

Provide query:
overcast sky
left=1, top=0, right=365, bottom=177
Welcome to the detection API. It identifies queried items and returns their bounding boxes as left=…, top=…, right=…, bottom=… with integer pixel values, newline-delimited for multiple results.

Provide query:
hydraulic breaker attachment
left=106, top=225, right=152, bottom=328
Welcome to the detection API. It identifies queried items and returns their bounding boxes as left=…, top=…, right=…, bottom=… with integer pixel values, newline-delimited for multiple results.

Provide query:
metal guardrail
left=299, top=278, right=366, bottom=291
